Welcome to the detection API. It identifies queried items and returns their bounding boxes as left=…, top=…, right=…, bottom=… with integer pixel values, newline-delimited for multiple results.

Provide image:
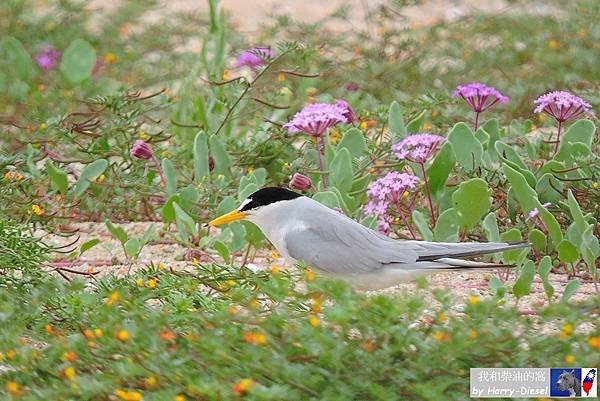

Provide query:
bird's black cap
left=239, top=187, right=303, bottom=211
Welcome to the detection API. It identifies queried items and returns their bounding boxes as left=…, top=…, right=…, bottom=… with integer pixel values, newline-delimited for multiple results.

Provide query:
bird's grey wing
left=284, top=210, right=419, bottom=274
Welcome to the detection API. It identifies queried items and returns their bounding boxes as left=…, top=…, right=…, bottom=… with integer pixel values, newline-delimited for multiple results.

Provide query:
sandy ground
left=46, top=222, right=598, bottom=309
left=87, top=0, right=552, bottom=33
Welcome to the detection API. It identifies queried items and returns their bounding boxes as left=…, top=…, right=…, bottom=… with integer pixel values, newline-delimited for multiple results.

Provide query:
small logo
left=582, top=368, right=597, bottom=397
left=551, top=368, right=582, bottom=397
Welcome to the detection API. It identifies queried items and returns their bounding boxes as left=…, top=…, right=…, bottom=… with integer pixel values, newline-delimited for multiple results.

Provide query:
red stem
left=315, top=136, right=327, bottom=188
left=420, top=162, right=436, bottom=227
left=553, top=120, right=563, bottom=156
left=474, top=111, right=480, bottom=131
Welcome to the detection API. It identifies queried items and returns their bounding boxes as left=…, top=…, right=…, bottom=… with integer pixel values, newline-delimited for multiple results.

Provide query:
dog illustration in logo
left=556, top=370, right=581, bottom=397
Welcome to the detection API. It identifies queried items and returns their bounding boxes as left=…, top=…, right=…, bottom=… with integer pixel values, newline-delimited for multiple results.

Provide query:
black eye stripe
left=239, top=187, right=303, bottom=211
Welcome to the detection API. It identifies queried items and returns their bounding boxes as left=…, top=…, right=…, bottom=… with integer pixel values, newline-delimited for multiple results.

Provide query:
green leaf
left=330, top=148, right=353, bottom=193
left=60, top=39, right=96, bottom=84
left=434, top=208, right=459, bottom=242
left=74, top=159, right=108, bottom=198
left=412, top=210, right=433, bottom=241
left=209, top=135, right=231, bottom=176
left=161, top=194, right=180, bottom=223
left=388, top=101, right=406, bottom=140
left=513, top=260, right=534, bottom=299
left=312, top=191, right=340, bottom=209
left=46, top=161, right=69, bottom=195
left=426, top=142, right=455, bottom=197
left=489, top=275, right=506, bottom=299
left=502, top=163, right=563, bottom=245
left=494, top=142, right=528, bottom=170
left=535, top=173, right=563, bottom=204
left=500, top=228, right=522, bottom=263
left=105, top=220, right=128, bottom=244
left=238, top=183, right=259, bottom=202
left=2, top=37, right=34, bottom=81
left=557, top=239, right=579, bottom=264
left=216, top=196, right=237, bottom=216
left=193, top=131, right=210, bottom=182
left=124, top=239, right=140, bottom=259
left=406, top=110, right=426, bottom=132
left=561, top=279, right=580, bottom=303
left=162, top=158, right=178, bottom=196
left=566, top=190, right=589, bottom=238
left=554, top=119, right=595, bottom=161
left=528, top=229, right=546, bottom=252
left=581, top=225, right=599, bottom=274
left=452, top=178, right=491, bottom=230
left=140, top=224, right=157, bottom=246
left=337, top=128, right=367, bottom=158
left=447, top=122, right=483, bottom=171
left=174, top=202, right=197, bottom=242
left=482, top=213, right=500, bottom=242
left=213, top=240, right=230, bottom=264
left=538, top=256, right=554, bottom=301
left=79, top=239, right=100, bottom=255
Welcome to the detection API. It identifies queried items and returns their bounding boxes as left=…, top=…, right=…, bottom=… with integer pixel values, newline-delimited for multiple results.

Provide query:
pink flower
left=236, top=47, right=273, bottom=69
left=335, top=100, right=356, bottom=124
left=364, top=172, right=420, bottom=233
left=527, top=202, right=551, bottom=220
left=533, top=91, right=594, bottom=123
left=130, top=140, right=153, bottom=160
left=283, top=102, right=349, bottom=137
left=392, top=133, right=445, bottom=164
left=453, top=82, right=509, bottom=113
left=35, top=46, right=61, bottom=72
left=289, top=173, right=312, bottom=191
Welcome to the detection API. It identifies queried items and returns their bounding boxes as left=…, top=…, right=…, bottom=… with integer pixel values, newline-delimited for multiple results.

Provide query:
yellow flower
left=63, top=351, right=77, bottom=362
left=308, top=314, right=320, bottom=327
left=7, top=349, right=16, bottom=359
left=588, top=336, right=600, bottom=350
left=359, top=121, right=368, bottom=130
left=115, top=389, right=142, bottom=401
left=270, top=251, right=279, bottom=260
left=116, top=329, right=129, bottom=342
left=330, top=129, right=341, bottom=144
left=31, top=204, right=44, bottom=216
left=175, top=396, right=186, bottom=401
left=144, top=375, right=158, bottom=389
left=106, top=291, right=120, bottom=305
left=305, top=268, right=315, bottom=282
left=158, top=261, right=166, bottom=270
left=469, top=329, right=478, bottom=340
left=468, top=295, right=479, bottom=305
left=136, top=278, right=144, bottom=287
left=564, top=354, right=575, bottom=364
left=270, top=264, right=280, bottom=274
left=146, top=278, right=157, bottom=289
left=139, top=131, right=149, bottom=140
left=63, top=366, right=76, bottom=380
left=422, top=123, right=433, bottom=131
left=226, top=279, right=236, bottom=287
left=222, top=69, right=230, bottom=80
left=94, top=328, right=103, bottom=338
left=438, top=312, right=447, bottom=322
left=45, top=324, right=54, bottom=334
left=246, top=166, right=254, bottom=173
left=249, top=299, right=260, bottom=309
left=277, top=72, right=285, bottom=82
left=104, top=52, right=118, bottom=64
left=233, top=378, right=255, bottom=395
left=547, top=39, right=559, bottom=50
left=161, top=150, right=170, bottom=158
left=306, top=87, right=317, bottom=96
left=593, top=182, right=600, bottom=190
left=5, top=381, right=22, bottom=396
left=432, top=331, right=450, bottom=342
left=562, top=323, right=573, bottom=335
left=311, top=299, right=322, bottom=313
left=96, top=174, right=106, bottom=183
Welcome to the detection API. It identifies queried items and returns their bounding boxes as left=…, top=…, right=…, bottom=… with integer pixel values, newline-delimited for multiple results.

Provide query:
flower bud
left=335, top=100, right=356, bottom=124
left=130, top=140, right=153, bottom=160
left=289, top=173, right=312, bottom=191
left=208, top=155, right=215, bottom=172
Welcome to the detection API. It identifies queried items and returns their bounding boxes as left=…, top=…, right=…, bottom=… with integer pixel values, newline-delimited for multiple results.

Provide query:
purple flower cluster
left=364, top=171, right=420, bottom=233
left=130, top=140, right=153, bottom=160
left=533, top=91, right=594, bottom=123
left=392, top=133, right=445, bottom=164
left=236, top=47, right=273, bottom=69
left=453, top=82, right=509, bottom=113
left=284, top=100, right=355, bottom=137
left=35, top=46, right=61, bottom=72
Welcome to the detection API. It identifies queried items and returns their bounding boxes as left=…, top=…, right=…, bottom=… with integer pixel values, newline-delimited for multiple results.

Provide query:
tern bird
left=208, top=187, right=529, bottom=290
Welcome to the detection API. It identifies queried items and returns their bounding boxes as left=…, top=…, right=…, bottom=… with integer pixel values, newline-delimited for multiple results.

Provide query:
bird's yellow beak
left=208, top=210, right=248, bottom=227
